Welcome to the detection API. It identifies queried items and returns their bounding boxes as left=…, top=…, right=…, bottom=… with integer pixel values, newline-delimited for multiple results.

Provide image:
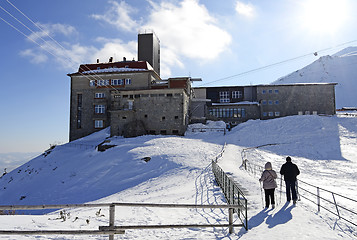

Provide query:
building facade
left=68, top=31, right=195, bottom=141
left=68, top=61, right=192, bottom=141
left=191, top=83, right=337, bottom=125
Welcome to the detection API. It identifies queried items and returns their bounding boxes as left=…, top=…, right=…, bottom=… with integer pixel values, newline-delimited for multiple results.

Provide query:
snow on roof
left=82, top=67, right=147, bottom=74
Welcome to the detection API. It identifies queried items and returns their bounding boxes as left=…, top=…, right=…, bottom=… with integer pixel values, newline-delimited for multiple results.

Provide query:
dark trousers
left=264, top=188, right=275, bottom=207
left=285, top=180, right=297, bottom=201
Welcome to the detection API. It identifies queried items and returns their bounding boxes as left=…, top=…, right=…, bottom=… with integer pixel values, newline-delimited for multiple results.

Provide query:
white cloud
left=141, top=0, right=232, bottom=77
left=235, top=1, right=255, bottom=18
left=91, top=0, right=138, bottom=32
left=20, top=0, right=232, bottom=78
left=92, top=39, right=137, bottom=63
left=20, top=49, right=48, bottom=64
left=27, top=23, right=77, bottom=42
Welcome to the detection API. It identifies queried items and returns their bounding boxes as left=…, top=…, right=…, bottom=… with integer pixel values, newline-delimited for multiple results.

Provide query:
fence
left=0, top=202, right=244, bottom=238
left=241, top=159, right=357, bottom=227
left=191, top=127, right=227, bottom=135
left=297, top=179, right=357, bottom=227
left=212, top=161, right=248, bottom=231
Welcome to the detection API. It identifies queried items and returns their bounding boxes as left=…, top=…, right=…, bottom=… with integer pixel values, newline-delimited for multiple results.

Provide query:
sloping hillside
left=272, top=46, right=357, bottom=109
left=0, top=116, right=356, bottom=239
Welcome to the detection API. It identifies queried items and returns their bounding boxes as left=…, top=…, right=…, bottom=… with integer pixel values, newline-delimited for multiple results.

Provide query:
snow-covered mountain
left=272, top=46, right=357, bottom=109
left=0, top=115, right=356, bottom=239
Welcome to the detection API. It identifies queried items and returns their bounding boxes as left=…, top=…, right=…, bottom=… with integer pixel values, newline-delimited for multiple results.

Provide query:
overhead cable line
left=1, top=1, right=124, bottom=92
left=198, top=39, right=357, bottom=87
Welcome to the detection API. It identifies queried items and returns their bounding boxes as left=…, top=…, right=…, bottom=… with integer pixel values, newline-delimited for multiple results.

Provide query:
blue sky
left=1, top=0, right=357, bottom=153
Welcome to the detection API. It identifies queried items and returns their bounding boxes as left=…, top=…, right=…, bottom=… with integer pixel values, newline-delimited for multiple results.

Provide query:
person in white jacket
left=259, top=162, right=278, bottom=208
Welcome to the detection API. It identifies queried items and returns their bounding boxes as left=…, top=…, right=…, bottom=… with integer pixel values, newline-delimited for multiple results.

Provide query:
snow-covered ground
left=0, top=115, right=356, bottom=239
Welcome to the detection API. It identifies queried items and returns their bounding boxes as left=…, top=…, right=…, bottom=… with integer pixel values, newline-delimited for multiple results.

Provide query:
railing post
left=109, top=204, right=115, bottom=240
left=317, top=187, right=320, bottom=212
left=228, top=207, right=233, bottom=234
left=332, top=193, right=341, bottom=219
left=245, top=199, right=248, bottom=230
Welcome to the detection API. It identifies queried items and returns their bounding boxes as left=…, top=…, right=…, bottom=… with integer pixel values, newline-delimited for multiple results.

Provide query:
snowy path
left=217, top=144, right=350, bottom=239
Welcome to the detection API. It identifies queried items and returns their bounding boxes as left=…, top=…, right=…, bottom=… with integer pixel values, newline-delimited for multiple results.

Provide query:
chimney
left=123, top=57, right=127, bottom=62
left=109, top=57, right=113, bottom=63
left=96, top=59, right=99, bottom=63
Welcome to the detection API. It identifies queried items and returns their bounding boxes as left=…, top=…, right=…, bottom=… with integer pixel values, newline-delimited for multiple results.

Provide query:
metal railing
left=212, top=161, right=248, bottom=231
left=241, top=159, right=357, bottom=227
left=298, top=179, right=357, bottom=227
left=191, top=127, right=226, bottom=135
left=0, top=202, right=244, bottom=238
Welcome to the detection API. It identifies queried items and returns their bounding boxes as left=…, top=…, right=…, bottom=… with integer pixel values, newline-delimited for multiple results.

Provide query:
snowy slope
left=272, top=46, right=357, bottom=109
left=0, top=117, right=356, bottom=239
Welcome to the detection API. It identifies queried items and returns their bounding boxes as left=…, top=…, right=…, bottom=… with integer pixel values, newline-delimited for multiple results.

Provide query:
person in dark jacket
left=280, top=156, right=300, bottom=204
left=259, top=162, right=277, bottom=208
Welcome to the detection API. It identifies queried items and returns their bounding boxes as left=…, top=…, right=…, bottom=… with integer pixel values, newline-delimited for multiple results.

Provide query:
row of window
left=262, top=100, right=279, bottom=105
left=209, top=108, right=246, bottom=118
left=114, top=93, right=182, bottom=99
left=263, top=112, right=280, bottom=117
left=262, top=89, right=279, bottom=94
left=94, top=92, right=184, bottom=100
left=219, top=91, right=243, bottom=103
left=90, top=78, right=132, bottom=87
left=299, top=111, right=318, bottom=115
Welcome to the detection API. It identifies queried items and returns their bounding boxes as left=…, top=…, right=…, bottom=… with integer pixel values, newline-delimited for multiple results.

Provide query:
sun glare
left=300, top=0, right=349, bottom=34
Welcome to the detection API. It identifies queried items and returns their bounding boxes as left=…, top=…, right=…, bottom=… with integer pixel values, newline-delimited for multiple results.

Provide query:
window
left=112, top=79, right=123, bottom=85
left=162, top=116, right=166, bottom=121
left=95, top=105, right=105, bottom=114
left=128, top=101, right=133, bottom=110
left=97, top=80, right=109, bottom=86
left=262, top=90, right=266, bottom=94
left=275, top=112, right=280, bottom=116
left=219, top=91, right=230, bottom=103
left=268, top=112, right=274, bottom=116
left=313, top=111, right=318, bottom=115
left=232, top=91, right=242, bottom=99
left=268, top=100, right=273, bottom=105
left=94, top=120, right=104, bottom=128
left=172, top=130, right=179, bottom=135
left=167, top=93, right=173, bottom=97
left=77, top=94, right=82, bottom=107
left=274, top=89, right=279, bottom=94
left=160, top=130, right=167, bottom=135
left=298, top=111, right=303, bottom=115
left=268, top=89, right=273, bottom=94
left=305, top=111, right=310, bottom=115
left=89, top=80, right=96, bottom=87
left=275, top=100, right=279, bottom=105
left=262, top=100, right=267, bottom=105
left=125, top=78, right=132, bottom=85
left=174, top=116, right=179, bottom=119
left=95, top=92, right=105, bottom=98
left=263, top=112, right=267, bottom=117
